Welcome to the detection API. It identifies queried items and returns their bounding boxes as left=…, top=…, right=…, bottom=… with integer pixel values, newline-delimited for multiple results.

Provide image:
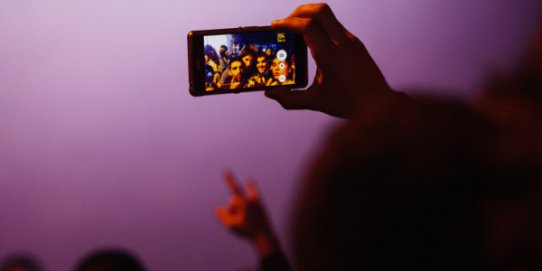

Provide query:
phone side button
left=238, top=25, right=258, bottom=29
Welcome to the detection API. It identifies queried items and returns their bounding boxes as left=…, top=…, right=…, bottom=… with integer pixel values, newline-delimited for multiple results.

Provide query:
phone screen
left=202, top=30, right=299, bottom=92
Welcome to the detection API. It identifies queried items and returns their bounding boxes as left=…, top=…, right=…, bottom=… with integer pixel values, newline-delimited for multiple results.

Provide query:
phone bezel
left=187, top=26, right=308, bottom=96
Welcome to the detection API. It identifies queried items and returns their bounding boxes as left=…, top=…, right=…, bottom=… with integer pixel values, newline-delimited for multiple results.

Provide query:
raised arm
left=265, top=3, right=405, bottom=118
left=215, top=171, right=291, bottom=271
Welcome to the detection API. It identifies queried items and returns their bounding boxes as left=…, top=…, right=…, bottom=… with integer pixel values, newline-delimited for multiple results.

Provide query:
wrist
left=253, top=230, right=280, bottom=257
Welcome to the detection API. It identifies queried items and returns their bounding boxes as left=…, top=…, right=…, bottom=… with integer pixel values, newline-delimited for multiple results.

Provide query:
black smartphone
left=187, top=26, right=308, bottom=96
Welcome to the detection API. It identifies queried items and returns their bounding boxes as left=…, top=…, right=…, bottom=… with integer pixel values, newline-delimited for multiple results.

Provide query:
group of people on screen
left=204, top=43, right=295, bottom=91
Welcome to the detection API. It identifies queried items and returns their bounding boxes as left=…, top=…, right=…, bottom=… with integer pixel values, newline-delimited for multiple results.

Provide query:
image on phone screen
left=202, top=30, right=298, bottom=92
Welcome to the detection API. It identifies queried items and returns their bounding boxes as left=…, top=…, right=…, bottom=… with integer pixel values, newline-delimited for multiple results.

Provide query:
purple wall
left=1, top=1, right=541, bottom=270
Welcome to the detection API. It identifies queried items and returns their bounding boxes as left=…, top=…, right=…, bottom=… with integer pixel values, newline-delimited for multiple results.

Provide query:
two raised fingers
left=223, top=170, right=259, bottom=200
left=216, top=171, right=258, bottom=225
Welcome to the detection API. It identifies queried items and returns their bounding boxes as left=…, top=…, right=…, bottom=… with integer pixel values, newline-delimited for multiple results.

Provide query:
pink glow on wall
left=1, top=1, right=541, bottom=270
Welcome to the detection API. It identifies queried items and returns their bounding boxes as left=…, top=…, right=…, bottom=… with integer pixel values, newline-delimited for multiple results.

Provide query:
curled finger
left=272, top=17, right=335, bottom=68
left=287, top=3, right=352, bottom=45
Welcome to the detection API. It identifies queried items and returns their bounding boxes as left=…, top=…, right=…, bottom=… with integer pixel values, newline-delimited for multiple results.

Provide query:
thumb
left=215, top=207, right=231, bottom=225
left=265, top=87, right=318, bottom=110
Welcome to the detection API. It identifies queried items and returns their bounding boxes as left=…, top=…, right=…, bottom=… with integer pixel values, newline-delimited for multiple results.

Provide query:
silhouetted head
left=291, top=93, right=542, bottom=270
left=291, top=96, right=492, bottom=271
left=74, top=249, right=146, bottom=271
left=0, top=254, right=43, bottom=271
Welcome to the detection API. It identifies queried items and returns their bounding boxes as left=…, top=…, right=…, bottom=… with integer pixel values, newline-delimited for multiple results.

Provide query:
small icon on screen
left=277, top=49, right=287, bottom=61
left=277, top=33, right=286, bottom=42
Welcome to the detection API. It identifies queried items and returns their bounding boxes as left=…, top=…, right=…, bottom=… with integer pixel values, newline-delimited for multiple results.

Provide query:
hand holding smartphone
left=187, top=26, right=308, bottom=96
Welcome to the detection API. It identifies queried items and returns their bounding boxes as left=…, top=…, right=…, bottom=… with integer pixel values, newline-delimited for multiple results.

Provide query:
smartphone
left=187, top=26, right=308, bottom=96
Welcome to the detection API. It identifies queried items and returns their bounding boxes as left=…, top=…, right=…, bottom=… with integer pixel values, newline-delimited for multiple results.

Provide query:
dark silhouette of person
left=0, top=254, right=43, bottom=271
left=217, top=3, right=542, bottom=271
left=73, top=249, right=147, bottom=271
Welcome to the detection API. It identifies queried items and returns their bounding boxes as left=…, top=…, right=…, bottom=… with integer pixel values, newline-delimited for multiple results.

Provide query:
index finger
left=223, top=170, right=243, bottom=196
left=245, top=179, right=260, bottom=201
left=287, top=3, right=352, bottom=45
left=272, top=17, right=335, bottom=68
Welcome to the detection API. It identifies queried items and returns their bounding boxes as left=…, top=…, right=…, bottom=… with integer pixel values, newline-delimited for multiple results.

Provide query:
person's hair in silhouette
left=217, top=3, right=542, bottom=270
left=0, top=254, right=43, bottom=271
left=73, top=249, right=146, bottom=271
left=291, top=96, right=491, bottom=270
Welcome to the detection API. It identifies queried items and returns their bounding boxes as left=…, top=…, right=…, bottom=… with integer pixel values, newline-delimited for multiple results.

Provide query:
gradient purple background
left=1, top=1, right=541, bottom=270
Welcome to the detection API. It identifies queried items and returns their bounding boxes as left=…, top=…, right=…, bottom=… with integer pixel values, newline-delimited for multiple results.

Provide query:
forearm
left=253, top=231, right=281, bottom=257
left=254, top=231, right=292, bottom=271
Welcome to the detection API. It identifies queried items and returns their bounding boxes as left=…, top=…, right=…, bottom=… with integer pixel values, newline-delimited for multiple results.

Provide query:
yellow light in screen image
left=277, top=32, right=286, bottom=42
